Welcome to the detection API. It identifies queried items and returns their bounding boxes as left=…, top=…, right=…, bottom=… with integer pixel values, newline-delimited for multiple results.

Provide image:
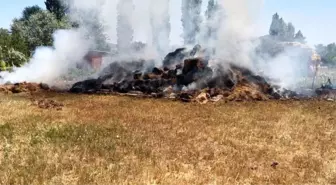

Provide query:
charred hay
left=69, top=53, right=302, bottom=102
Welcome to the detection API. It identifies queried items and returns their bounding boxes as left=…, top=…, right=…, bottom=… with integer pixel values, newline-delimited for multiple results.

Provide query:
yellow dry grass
left=0, top=92, right=335, bottom=185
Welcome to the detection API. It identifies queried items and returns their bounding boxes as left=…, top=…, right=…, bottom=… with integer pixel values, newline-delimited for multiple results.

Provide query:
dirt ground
left=0, top=91, right=335, bottom=185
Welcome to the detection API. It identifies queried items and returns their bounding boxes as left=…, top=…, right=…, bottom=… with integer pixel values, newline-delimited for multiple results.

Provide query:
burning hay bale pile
left=0, top=82, right=50, bottom=94
left=69, top=46, right=301, bottom=103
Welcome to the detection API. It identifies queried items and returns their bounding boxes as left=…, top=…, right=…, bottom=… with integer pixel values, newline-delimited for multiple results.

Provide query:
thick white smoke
left=215, top=0, right=265, bottom=68
left=0, top=29, right=90, bottom=84
left=258, top=42, right=319, bottom=89
left=133, top=0, right=152, bottom=44
left=213, top=0, right=316, bottom=89
left=150, top=0, right=171, bottom=56
left=0, top=0, right=116, bottom=84
left=263, top=53, right=306, bottom=88
left=0, top=0, right=158, bottom=84
left=117, top=0, right=133, bottom=52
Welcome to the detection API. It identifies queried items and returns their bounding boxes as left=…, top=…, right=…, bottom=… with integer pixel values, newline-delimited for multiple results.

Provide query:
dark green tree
left=0, top=30, right=28, bottom=70
left=45, top=0, right=67, bottom=20
left=0, top=28, right=29, bottom=57
left=0, top=45, right=27, bottom=69
left=10, top=32, right=29, bottom=56
left=0, top=29, right=11, bottom=46
left=21, top=5, right=42, bottom=21
left=11, top=10, right=70, bottom=54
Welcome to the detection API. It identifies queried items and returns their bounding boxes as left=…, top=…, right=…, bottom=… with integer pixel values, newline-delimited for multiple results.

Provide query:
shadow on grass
left=0, top=123, right=13, bottom=141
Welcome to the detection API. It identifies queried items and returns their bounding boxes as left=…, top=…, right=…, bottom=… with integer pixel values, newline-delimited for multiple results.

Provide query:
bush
left=0, top=46, right=27, bottom=70
left=0, top=60, right=7, bottom=71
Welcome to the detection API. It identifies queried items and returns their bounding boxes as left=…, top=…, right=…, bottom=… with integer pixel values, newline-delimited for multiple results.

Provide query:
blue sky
left=259, top=0, right=336, bottom=46
left=0, top=0, right=45, bottom=28
left=0, top=0, right=335, bottom=46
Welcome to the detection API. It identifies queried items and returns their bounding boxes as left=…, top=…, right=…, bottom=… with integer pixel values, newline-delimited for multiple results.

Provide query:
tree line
left=0, top=0, right=69, bottom=71
left=269, top=13, right=306, bottom=43
left=269, top=13, right=336, bottom=66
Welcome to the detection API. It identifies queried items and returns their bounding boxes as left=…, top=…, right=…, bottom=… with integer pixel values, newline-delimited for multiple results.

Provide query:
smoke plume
left=117, top=0, right=134, bottom=53
left=0, top=0, right=317, bottom=91
left=214, top=0, right=264, bottom=68
left=0, top=29, right=90, bottom=84
left=150, top=0, right=171, bottom=56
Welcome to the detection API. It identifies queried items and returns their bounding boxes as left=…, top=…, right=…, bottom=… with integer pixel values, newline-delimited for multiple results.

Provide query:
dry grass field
left=0, top=91, right=335, bottom=184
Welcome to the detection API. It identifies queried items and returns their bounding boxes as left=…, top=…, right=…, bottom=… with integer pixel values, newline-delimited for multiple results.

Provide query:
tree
left=0, top=29, right=11, bottom=47
left=315, top=44, right=326, bottom=56
left=286, top=22, right=295, bottom=41
left=277, top=18, right=287, bottom=40
left=269, top=14, right=289, bottom=40
left=21, top=5, right=42, bottom=21
left=269, top=13, right=305, bottom=42
left=294, top=30, right=306, bottom=43
left=45, top=0, right=67, bottom=20
left=316, top=43, right=336, bottom=66
left=269, top=13, right=280, bottom=36
left=0, top=28, right=29, bottom=57
left=11, top=10, right=71, bottom=54
left=0, top=45, right=27, bottom=70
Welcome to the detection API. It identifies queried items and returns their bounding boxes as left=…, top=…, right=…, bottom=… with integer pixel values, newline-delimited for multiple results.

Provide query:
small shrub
left=0, top=46, right=27, bottom=70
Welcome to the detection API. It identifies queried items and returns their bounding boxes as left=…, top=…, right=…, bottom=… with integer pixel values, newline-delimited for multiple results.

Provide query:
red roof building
left=84, top=50, right=109, bottom=70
